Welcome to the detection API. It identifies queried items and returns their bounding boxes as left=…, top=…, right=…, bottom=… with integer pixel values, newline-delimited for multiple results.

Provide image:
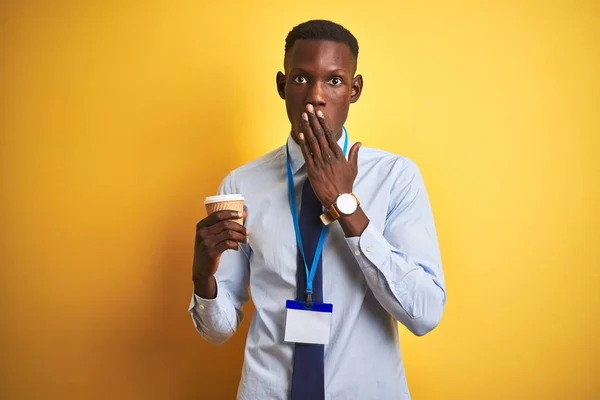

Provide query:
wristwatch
left=320, top=193, right=360, bottom=225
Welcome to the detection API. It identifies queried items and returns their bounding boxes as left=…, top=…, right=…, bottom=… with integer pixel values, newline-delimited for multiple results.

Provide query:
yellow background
left=2, top=1, right=599, bottom=399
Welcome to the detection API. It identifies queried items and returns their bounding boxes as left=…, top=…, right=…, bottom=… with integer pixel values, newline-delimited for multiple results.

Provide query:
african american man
left=189, top=19, right=446, bottom=400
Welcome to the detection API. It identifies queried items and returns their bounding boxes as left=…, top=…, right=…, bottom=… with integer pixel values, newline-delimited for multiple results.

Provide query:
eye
left=294, top=76, right=307, bottom=84
left=329, top=77, right=343, bottom=86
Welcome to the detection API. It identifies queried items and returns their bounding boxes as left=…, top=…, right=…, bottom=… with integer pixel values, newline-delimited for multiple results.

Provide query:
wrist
left=320, top=191, right=362, bottom=226
left=193, top=275, right=217, bottom=299
left=322, top=193, right=340, bottom=208
left=194, top=271, right=213, bottom=282
left=338, top=206, right=369, bottom=237
left=322, top=185, right=354, bottom=208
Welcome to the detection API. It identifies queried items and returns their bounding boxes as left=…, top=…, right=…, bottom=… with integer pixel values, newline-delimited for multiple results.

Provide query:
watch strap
left=320, top=205, right=340, bottom=225
left=319, top=193, right=359, bottom=225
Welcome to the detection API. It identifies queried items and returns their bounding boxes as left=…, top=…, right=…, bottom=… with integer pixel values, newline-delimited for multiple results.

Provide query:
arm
left=188, top=174, right=251, bottom=345
left=293, top=106, right=445, bottom=335
left=344, top=158, right=446, bottom=336
left=188, top=245, right=250, bottom=345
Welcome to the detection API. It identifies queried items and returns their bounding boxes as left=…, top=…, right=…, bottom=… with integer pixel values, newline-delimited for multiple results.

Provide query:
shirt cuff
left=188, top=280, right=222, bottom=316
left=345, top=221, right=424, bottom=318
left=345, top=221, right=418, bottom=280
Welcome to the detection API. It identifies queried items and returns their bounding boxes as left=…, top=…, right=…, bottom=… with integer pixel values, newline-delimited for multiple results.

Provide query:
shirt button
left=198, top=304, right=205, bottom=310
left=354, top=249, right=361, bottom=255
left=366, top=246, right=372, bottom=252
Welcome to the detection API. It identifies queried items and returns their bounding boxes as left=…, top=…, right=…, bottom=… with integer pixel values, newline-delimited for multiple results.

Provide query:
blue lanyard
left=285, top=127, right=349, bottom=304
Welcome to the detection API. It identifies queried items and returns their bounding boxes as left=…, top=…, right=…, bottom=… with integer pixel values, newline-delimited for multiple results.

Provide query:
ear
left=350, top=74, right=363, bottom=104
left=276, top=71, right=286, bottom=100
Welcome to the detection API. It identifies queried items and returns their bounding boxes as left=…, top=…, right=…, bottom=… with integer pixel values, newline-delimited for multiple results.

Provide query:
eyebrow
left=289, top=67, right=349, bottom=75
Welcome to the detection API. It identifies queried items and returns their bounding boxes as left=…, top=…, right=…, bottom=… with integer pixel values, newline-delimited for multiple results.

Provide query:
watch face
left=337, top=193, right=358, bottom=215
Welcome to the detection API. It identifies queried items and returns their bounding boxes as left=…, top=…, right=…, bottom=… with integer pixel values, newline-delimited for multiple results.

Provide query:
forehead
left=284, top=39, right=355, bottom=73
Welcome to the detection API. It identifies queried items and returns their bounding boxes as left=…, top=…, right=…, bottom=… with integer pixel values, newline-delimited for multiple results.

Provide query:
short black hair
left=284, top=19, right=359, bottom=60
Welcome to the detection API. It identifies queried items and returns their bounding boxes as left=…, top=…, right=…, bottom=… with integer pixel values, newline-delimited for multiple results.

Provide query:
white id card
left=284, top=300, right=333, bottom=345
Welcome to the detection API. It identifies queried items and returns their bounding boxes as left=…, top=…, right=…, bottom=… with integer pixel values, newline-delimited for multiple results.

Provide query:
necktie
left=290, top=178, right=325, bottom=400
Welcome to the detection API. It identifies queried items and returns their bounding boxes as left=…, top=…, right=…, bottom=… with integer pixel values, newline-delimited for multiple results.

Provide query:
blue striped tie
left=290, top=178, right=325, bottom=400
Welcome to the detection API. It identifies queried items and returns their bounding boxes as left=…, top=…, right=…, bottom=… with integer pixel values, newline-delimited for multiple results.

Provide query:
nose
left=306, top=81, right=326, bottom=108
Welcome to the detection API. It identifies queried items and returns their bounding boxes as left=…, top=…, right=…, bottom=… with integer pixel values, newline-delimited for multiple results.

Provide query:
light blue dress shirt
left=189, top=130, right=446, bottom=400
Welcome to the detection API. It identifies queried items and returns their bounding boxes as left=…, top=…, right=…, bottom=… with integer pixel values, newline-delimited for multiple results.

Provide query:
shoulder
left=357, top=145, right=431, bottom=213
left=357, top=144, right=422, bottom=178
left=232, top=146, right=284, bottom=178
left=218, top=146, right=285, bottom=192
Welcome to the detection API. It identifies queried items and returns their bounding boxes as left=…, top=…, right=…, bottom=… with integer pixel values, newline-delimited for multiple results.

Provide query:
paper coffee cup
left=204, top=194, right=245, bottom=225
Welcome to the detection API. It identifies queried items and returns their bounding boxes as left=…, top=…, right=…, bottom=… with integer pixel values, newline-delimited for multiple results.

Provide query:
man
left=189, top=19, right=446, bottom=400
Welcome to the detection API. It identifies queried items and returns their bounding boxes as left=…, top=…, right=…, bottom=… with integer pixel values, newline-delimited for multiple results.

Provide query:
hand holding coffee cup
left=192, top=194, right=248, bottom=287
left=204, top=195, right=245, bottom=225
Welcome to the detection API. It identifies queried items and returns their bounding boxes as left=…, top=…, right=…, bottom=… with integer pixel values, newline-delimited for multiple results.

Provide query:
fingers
left=305, top=105, right=332, bottom=161
left=297, top=132, right=313, bottom=166
left=192, top=209, right=247, bottom=281
left=202, top=230, right=248, bottom=251
left=300, top=109, right=321, bottom=160
left=199, top=237, right=243, bottom=260
left=213, top=239, right=242, bottom=255
left=315, top=109, right=342, bottom=158
left=201, top=219, right=248, bottom=236
left=197, top=209, right=244, bottom=229
left=348, top=142, right=362, bottom=175
left=197, top=209, right=248, bottom=240
left=196, top=217, right=249, bottom=260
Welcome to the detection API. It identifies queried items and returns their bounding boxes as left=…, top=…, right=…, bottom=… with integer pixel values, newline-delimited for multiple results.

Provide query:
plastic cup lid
left=204, top=194, right=245, bottom=204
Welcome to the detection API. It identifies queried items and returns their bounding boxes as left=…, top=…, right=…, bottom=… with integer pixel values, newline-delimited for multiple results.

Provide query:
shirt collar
left=286, top=127, right=348, bottom=175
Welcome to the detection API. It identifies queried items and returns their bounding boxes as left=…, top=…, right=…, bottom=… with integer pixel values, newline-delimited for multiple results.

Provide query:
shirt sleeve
left=188, top=172, right=251, bottom=345
left=345, top=157, right=446, bottom=336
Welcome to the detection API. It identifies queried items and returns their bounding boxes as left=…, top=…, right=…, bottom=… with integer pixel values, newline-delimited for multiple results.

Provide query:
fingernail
left=317, top=110, right=324, bottom=118
left=302, top=112, right=308, bottom=121
left=306, top=104, right=314, bottom=113
left=298, top=133, right=304, bottom=141
left=236, top=211, right=243, bottom=217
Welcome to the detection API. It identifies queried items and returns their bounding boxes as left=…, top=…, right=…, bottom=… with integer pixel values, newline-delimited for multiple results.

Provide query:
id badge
left=284, top=300, right=333, bottom=345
